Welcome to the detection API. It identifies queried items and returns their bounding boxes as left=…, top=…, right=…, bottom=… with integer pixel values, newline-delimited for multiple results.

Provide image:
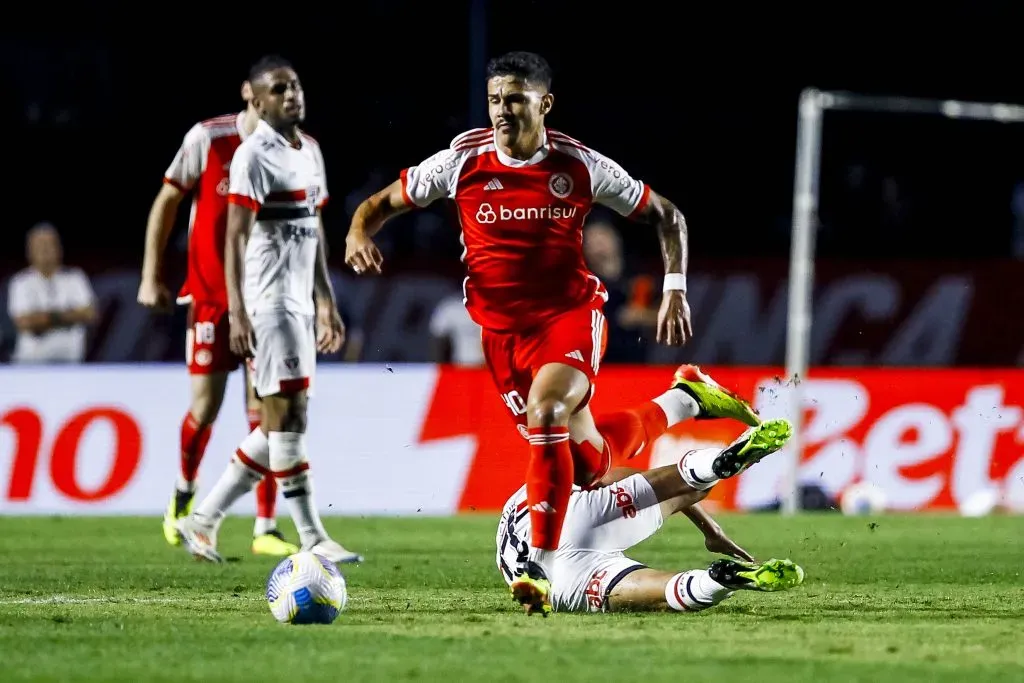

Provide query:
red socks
left=180, top=413, right=212, bottom=485
left=248, top=416, right=277, bottom=521
left=595, top=402, right=669, bottom=462
left=526, top=426, right=574, bottom=551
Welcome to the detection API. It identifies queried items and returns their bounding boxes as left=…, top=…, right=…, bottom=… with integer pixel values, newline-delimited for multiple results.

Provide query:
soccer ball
left=839, top=481, right=887, bottom=516
left=266, top=551, right=348, bottom=624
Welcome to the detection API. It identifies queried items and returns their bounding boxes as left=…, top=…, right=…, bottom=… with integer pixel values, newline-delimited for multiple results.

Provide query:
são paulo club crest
left=548, top=172, right=573, bottom=199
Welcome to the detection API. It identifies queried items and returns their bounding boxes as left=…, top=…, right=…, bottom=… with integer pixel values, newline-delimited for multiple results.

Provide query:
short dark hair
left=248, top=54, right=294, bottom=83
left=485, top=51, right=552, bottom=91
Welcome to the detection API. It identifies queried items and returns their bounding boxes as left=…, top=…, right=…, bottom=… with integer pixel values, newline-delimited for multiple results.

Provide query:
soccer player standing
left=176, top=56, right=361, bottom=565
left=345, top=51, right=759, bottom=614
left=138, top=72, right=296, bottom=557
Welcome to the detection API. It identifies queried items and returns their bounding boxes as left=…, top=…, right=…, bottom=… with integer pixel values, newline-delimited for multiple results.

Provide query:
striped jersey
left=228, top=120, right=328, bottom=317
left=163, top=112, right=248, bottom=307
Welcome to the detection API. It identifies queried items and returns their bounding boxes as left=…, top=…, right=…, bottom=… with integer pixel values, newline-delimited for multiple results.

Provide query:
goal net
left=780, top=89, right=1024, bottom=514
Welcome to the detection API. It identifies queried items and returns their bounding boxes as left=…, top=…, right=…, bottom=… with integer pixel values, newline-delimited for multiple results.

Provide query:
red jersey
left=400, top=127, right=651, bottom=333
left=163, top=112, right=249, bottom=307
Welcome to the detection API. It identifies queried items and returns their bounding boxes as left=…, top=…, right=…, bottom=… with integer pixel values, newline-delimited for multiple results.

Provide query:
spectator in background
left=583, top=219, right=657, bottom=362
left=429, top=292, right=484, bottom=367
left=6, top=222, right=96, bottom=363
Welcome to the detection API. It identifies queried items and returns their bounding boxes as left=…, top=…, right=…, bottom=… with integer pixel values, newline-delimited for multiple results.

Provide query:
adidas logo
left=484, top=178, right=504, bottom=191
left=564, top=350, right=584, bottom=362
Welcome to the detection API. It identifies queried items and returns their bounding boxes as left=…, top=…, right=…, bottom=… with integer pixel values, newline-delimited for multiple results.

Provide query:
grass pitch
left=1, top=513, right=1022, bottom=682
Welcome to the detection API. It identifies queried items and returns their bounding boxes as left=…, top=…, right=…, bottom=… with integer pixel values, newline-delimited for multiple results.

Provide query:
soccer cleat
left=708, top=558, right=805, bottom=592
left=307, top=538, right=364, bottom=564
left=671, top=364, right=761, bottom=427
left=509, top=560, right=553, bottom=617
left=712, top=418, right=792, bottom=479
left=176, top=515, right=224, bottom=563
left=252, top=529, right=300, bottom=557
left=162, top=488, right=195, bottom=547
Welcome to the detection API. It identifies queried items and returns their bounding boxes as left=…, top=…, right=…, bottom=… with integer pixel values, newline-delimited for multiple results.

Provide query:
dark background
left=3, top=2, right=1024, bottom=364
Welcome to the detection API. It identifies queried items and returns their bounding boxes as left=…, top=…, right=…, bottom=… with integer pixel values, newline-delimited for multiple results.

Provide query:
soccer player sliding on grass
left=495, top=419, right=805, bottom=614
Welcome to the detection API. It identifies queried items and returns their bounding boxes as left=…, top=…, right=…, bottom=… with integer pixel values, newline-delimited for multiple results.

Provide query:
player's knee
left=527, top=396, right=571, bottom=428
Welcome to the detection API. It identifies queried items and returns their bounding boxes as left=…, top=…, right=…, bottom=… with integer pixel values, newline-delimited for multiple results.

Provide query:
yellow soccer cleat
left=162, top=489, right=194, bottom=547
left=672, top=364, right=761, bottom=427
left=510, top=561, right=553, bottom=617
left=252, top=530, right=300, bottom=557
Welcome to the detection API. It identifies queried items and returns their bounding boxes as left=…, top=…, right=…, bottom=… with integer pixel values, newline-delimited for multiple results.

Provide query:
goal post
left=781, top=88, right=1024, bottom=515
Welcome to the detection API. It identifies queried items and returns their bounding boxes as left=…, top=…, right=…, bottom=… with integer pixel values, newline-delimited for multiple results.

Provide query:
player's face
left=487, top=76, right=552, bottom=146
left=253, top=68, right=305, bottom=128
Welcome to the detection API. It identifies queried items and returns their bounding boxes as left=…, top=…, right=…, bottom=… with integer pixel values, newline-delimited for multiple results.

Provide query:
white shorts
left=248, top=309, right=316, bottom=399
left=553, top=474, right=664, bottom=613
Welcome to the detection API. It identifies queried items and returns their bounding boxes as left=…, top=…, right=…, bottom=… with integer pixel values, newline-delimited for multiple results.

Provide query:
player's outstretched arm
left=634, top=190, right=693, bottom=346
left=138, top=183, right=185, bottom=312
left=344, top=179, right=411, bottom=275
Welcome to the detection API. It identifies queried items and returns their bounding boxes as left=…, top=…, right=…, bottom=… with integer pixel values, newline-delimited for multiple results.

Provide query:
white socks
left=665, top=570, right=733, bottom=611
left=269, top=432, right=328, bottom=548
left=653, top=389, right=700, bottom=427
left=678, top=448, right=720, bottom=491
left=253, top=517, right=276, bottom=536
left=194, top=428, right=269, bottom=526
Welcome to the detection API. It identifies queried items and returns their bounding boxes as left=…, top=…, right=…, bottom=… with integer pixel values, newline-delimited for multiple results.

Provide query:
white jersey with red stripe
left=227, top=120, right=328, bottom=317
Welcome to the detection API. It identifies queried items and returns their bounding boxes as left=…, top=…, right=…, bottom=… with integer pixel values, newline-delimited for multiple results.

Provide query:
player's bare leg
left=512, top=362, right=592, bottom=616
left=246, top=370, right=297, bottom=557
left=261, top=390, right=362, bottom=565
left=163, top=372, right=229, bottom=546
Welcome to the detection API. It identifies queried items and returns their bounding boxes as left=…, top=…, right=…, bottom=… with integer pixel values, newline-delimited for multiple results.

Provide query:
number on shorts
left=194, top=321, right=216, bottom=345
left=501, top=390, right=527, bottom=416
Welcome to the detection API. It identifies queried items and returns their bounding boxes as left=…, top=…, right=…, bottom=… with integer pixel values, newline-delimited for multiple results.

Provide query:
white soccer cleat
left=306, top=538, right=363, bottom=564
left=176, top=515, right=224, bottom=563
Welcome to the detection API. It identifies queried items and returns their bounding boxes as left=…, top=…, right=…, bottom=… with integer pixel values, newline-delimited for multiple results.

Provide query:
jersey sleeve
left=7, top=274, right=37, bottom=317
left=163, top=123, right=210, bottom=192
left=67, top=269, right=96, bottom=309
left=227, top=146, right=271, bottom=211
left=311, top=140, right=329, bottom=209
left=400, top=147, right=463, bottom=207
left=587, top=150, right=651, bottom=218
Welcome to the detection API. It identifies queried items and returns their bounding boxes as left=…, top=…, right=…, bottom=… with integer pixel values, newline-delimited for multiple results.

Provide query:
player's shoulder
left=299, top=129, right=321, bottom=150
left=546, top=128, right=601, bottom=161
left=199, top=112, right=242, bottom=140
left=8, top=267, right=38, bottom=289
left=449, top=127, right=495, bottom=152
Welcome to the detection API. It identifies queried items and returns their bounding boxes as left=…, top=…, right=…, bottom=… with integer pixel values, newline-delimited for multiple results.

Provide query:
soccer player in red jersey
left=138, top=70, right=297, bottom=558
left=345, top=51, right=761, bottom=615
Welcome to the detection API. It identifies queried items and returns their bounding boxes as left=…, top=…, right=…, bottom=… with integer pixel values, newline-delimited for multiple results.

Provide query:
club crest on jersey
left=548, top=172, right=573, bottom=199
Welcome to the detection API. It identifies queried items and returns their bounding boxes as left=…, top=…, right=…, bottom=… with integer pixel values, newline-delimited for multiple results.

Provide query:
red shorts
left=185, top=302, right=241, bottom=375
left=482, top=303, right=608, bottom=433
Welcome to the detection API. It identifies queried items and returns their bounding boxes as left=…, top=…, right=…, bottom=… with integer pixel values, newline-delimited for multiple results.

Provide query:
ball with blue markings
left=266, top=551, right=348, bottom=624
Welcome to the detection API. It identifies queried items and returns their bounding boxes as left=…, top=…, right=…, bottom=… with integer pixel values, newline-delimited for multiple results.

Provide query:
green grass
left=1, top=513, right=1022, bottom=682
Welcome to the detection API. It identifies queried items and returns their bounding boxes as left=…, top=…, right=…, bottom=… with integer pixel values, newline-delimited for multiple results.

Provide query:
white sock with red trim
left=664, top=570, right=733, bottom=612
left=269, top=432, right=328, bottom=548
left=194, top=428, right=269, bottom=527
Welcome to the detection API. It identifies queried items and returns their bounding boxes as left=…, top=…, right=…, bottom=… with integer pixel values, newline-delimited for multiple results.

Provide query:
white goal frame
left=782, top=88, right=1024, bottom=515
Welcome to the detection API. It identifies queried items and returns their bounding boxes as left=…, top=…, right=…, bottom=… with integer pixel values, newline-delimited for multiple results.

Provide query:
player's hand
left=228, top=309, right=255, bottom=358
left=345, top=232, right=383, bottom=275
left=704, top=530, right=755, bottom=562
left=316, top=304, right=345, bottom=354
left=656, top=290, right=692, bottom=346
left=137, top=278, right=172, bottom=313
